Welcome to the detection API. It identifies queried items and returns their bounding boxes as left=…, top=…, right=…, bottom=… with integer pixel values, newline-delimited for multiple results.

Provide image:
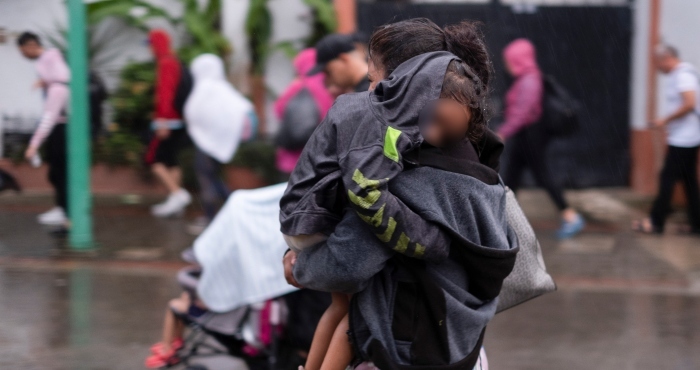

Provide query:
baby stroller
left=159, top=183, right=330, bottom=370
left=161, top=263, right=329, bottom=370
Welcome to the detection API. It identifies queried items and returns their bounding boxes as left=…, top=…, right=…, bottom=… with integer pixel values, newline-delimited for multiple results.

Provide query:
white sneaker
left=187, top=216, right=211, bottom=236
left=38, top=207, right=67, bottom=225
left=150, top=197, right=171, bottom=216
left=152, top=189, right=191, bottom=218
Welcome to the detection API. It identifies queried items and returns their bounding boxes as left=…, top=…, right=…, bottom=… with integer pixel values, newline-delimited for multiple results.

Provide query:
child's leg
left=320, top=313, right=352, bottom=370
left=160, top=292, right=189, bottom=352
left=304, top=293, right=349, bottom=370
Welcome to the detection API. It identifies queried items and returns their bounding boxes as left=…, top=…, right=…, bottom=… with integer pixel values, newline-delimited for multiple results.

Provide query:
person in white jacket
left=184, top=54, right=257, bottom=233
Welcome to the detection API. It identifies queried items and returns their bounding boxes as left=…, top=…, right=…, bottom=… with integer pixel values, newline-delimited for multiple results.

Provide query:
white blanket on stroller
left=194, top=183, right=297, bottom=312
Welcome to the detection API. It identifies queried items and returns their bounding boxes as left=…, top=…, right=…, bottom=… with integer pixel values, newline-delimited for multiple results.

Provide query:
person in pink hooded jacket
left=274, top=48, right=334, bottom=175
left=498, top=38, right=584, bottom=239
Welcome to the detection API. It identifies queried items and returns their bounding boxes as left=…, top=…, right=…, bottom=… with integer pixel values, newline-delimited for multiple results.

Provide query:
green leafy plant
left=257, top=0, right=336, bottom=69
left=245, top=0, right=272, bottom=76
left=177, top=0, right=230, bottom=61
left=93, top=129, right=145, bottom=168
left=230, top=140, right=279, bottom=185
left=303, top=0, right=336, bottom=47
left=86, top=0, right=230, bottom=62
left=91, top=60, right=154, bottom=168
left=110, top=61, right=155, bottom=133
left=86, top=0, right=176, bottom=31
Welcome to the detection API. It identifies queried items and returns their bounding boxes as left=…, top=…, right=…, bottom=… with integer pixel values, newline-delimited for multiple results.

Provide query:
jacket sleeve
left=279, top=114, right=343, bottom=237
left=154, top=58, right=180, bottom=119
left=29, top=84, right=69, bottom=149
left=498, top=73, right=544, bottom=140
left=340, top=126, right=451, bottom=263
left=293, top=210, right=395, bottom=294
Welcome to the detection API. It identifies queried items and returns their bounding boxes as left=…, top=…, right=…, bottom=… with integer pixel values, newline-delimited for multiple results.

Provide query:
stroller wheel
left=185, top=366, right=208, bottom=370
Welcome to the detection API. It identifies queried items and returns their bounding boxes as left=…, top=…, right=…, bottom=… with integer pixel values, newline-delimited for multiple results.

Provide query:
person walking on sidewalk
left=184, top=54, right=257, bottom=234
left=634, top=45, right=700, bottom=235
left=17, top=32, right=70, bottom=227
left=498, top=39, right=585, bottom=239
left=274, top=48, right=334, bottom=176
left=146, top=29, right=192, bottom=218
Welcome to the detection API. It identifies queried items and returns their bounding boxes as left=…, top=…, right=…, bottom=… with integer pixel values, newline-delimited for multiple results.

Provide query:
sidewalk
left=0, top=193, right=196, bottom=261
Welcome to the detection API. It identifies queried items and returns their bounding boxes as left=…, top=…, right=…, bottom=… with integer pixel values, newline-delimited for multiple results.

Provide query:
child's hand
left=283, top=250, right=303, bottom=288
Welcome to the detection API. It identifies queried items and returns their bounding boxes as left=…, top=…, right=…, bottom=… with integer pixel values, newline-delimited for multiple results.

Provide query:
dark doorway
left=358, top=1, right=632, bottom=188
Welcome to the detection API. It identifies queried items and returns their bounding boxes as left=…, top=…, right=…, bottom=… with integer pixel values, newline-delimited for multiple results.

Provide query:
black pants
left=47, top=124, right=68, bottom=212
left=502, top=125, right=569, bottom=211
left=650, top=145, right=700, bottom=232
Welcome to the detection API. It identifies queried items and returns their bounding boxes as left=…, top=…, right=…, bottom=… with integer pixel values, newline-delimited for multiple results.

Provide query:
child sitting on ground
left=280, top=53, right=488, bottom=370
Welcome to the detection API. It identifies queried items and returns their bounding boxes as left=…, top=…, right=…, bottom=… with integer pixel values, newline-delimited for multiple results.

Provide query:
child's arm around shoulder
left=339, top=125, right=451, bottom=263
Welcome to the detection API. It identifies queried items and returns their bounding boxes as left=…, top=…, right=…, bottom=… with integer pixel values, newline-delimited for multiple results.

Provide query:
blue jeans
left=195, top=149, right=229, bottom=221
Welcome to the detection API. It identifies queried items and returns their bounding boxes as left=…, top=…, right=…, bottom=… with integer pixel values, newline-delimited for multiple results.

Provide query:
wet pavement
left=0, top=189, right=699, bottom=369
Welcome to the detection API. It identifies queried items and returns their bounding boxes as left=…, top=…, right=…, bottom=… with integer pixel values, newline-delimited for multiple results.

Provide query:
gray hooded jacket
left=281, top=52, right=467, bottom=262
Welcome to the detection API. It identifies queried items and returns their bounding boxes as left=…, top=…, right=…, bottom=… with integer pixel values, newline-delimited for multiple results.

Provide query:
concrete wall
left=0, top=0, right=66, bottom=134
left=629, top=0, right=651, bottom=130
left=657, top=0, right=700, bottom=116
left=630, top=0, right=700, bottom=129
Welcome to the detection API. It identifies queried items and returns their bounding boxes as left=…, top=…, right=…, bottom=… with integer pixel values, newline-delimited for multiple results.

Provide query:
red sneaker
left=149, top=338, right=184, bottom=354
left=145, top=347, right=180, bottom=369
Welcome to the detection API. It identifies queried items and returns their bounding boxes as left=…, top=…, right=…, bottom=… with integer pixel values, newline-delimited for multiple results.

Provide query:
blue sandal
left=557, top=214, right=585, bottom=239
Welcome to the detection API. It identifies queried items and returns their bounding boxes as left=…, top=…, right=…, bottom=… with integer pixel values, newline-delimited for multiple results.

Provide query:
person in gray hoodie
left=283, top=19, right=519, bottom=370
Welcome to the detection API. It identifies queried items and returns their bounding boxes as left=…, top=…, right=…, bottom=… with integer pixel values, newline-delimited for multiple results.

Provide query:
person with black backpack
left=146, top=29, right=192, bottom=218
left=273, top=48, right=334, bottom=176
left=498, top=38, right=585, bottom=239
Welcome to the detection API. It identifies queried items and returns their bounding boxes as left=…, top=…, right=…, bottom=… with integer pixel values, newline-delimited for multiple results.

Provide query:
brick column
left=631, top=0, right=662, bottom=195
left=334, top=0, right=357, bottom=34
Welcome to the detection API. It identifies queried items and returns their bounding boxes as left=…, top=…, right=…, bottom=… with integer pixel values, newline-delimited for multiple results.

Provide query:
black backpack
left=88, top=71, right=108, bottom=138
left=541, top=75, right=580, bottom=136
left=173, top=60, right=194, bottom=117
left=275, top=88, right=321, bottom=150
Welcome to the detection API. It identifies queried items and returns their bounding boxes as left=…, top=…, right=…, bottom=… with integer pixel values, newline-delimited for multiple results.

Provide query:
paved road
left=0, top=190, right=698, bottom=369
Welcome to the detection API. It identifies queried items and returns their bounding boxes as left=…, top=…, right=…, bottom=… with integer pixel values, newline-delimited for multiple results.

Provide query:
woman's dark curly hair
left=368, top=18, right=492, bottom=143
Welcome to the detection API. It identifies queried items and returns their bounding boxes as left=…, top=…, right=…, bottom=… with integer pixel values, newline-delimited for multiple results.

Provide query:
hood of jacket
left=370, top=51, right=458, bottom=142
left=503, top=38, right=539, bottom=77
left=293, top=48, right=316, bottom=76
left=190, top=53, right=225, bottom=82
left=185, top=54, right=253, bottom=163
left=149, top=29, right=173, bottom=60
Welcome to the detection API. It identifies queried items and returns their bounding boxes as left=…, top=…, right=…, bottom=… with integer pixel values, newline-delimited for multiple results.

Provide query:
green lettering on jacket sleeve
left=348, top=189, right=380, bottom=210
left=352, top=169, right=382, bottom=190
left=394, top=233, right=410, bottom=253
left=414, top=243, right=426, bottom=258
left=357, top=204, right=385, bottom=227
left=376, top=217, right=397, bottom=242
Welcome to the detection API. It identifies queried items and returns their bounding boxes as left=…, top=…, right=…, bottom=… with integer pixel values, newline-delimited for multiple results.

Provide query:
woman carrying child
left=281, top=19, right=518, bottom=370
